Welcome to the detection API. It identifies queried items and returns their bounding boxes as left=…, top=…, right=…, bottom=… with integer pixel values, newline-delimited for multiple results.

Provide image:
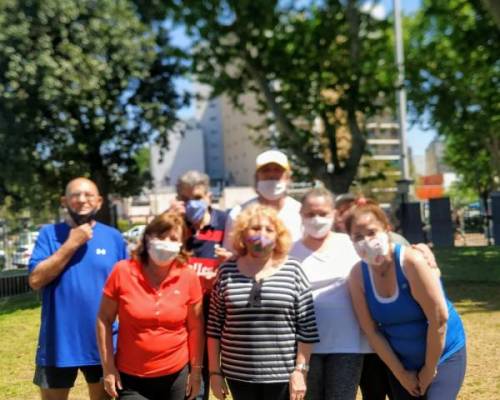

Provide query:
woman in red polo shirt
left=97, top=212, right=204, bottom=400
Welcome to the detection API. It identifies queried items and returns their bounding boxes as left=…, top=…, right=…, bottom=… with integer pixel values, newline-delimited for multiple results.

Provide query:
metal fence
left=0, top=270, right=31, bottom=298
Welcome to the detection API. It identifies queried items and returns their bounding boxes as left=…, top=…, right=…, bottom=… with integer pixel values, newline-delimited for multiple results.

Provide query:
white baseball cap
left=256, top=150, right=290, bottom=171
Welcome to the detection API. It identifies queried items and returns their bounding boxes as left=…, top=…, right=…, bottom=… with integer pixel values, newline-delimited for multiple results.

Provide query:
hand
left=289, top=370, right=307, bottom=400
left=169, top=199, right=186, bottom=214
left=412, top=243, right=437, bottom=269
left=396, top=369, right=420, bottom=397
left=103, top=367, right=122, bottom=398
left=199, top=271, right=217, bottom=292
left=418, top=364, right=437, bottom=395
left=185, top=371, right=202, bottom=400
left=210, top=374, right=229, bottom=400
left=67, top=223, right=93, bottom=248
left=214, top=245, right=233, bottom=263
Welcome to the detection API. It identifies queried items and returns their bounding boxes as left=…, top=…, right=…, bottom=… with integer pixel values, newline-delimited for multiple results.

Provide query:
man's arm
left=29, top=224, right=93, bottom=290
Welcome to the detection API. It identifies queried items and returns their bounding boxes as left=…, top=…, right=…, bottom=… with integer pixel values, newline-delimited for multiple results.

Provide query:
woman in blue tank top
left=346, top=200, right=466, bottom=400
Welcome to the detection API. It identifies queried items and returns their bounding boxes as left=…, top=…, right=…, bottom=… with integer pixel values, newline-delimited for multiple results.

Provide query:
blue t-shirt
left=361, top=245, right=465, bottom=370
left=29, top=222, right=128, bottom=367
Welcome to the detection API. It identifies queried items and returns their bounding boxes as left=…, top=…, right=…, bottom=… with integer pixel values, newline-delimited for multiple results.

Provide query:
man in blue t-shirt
left=28, top=177, right=128, bottom=400
left=169, top=170, right=227, bottom=400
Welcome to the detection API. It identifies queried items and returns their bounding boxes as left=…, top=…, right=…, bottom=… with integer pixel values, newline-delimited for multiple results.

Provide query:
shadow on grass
left=435, top=246, right=500, bottom=284
left=446, top=282, right=500, bottom=314
left=0, top=291, right=40, bottom=316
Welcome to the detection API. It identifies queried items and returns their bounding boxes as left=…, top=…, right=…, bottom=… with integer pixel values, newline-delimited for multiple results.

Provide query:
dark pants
left=226, top=379, right=289, bottom=400
left=118, top=365, right=188, bottom=400
left=360, top=354, right=394, bottom=400
left=306, top=353, right=363, bottom=400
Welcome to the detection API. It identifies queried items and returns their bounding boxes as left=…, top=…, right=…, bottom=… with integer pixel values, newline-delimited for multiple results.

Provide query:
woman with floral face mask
left=207, top=204, right=319, bottom=400
left=96, top=212, right=204, bottom=400
left=289, top=188, right=370, bottom=400
left=347, top=201, right=466, bottom=400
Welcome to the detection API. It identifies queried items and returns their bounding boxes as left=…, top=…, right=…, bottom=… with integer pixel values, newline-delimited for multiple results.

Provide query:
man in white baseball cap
left=222, top=149, right=302, bottom=252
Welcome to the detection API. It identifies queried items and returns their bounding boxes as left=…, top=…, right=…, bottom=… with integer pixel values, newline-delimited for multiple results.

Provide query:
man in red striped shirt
left=169, top=170, right=228, bottom=400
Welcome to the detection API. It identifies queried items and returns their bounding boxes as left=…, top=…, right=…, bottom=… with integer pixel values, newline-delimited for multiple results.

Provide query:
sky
left=174, top=0, right=436, bottom=156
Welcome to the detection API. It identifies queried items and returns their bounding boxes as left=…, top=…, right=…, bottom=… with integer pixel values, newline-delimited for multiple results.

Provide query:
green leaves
left=406, top=0, right=500, bottom=194
left=0, top=0, right=186, bottom=219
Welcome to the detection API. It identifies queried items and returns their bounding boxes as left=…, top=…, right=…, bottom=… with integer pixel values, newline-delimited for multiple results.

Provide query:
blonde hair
left=231, top=204, right=291, bottom=260
left=133, top=211, right=191, bottom=265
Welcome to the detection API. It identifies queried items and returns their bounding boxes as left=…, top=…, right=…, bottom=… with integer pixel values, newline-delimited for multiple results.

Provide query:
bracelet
left=209, top=371, right=224, bottom=377
left=191, top=365, right=203, bottom=369
left=294, top=363, right=310, bottom=372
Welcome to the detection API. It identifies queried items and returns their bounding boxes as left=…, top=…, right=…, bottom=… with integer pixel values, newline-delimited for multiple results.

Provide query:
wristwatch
left=294, top=363, right=310, bottom=372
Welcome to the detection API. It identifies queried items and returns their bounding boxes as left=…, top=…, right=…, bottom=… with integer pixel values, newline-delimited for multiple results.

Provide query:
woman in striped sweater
left=207, top=204, right=319, bottom=400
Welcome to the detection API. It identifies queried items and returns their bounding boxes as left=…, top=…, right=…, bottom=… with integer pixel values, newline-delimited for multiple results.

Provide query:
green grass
left=1, top=247, right=499, bottom=399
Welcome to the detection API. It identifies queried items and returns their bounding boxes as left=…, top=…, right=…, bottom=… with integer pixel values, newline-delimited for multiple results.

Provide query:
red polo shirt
left=103, top=259, right=202, bottom=377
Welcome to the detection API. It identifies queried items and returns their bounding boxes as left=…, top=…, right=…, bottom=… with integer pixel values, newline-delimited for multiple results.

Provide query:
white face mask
left=148, top=239, right=182, bottom=266
left=256, top=180, right=287, bottom=201
left=353, top=232, right=390, bottom=266
left=303, top=216, right=334, bottom=239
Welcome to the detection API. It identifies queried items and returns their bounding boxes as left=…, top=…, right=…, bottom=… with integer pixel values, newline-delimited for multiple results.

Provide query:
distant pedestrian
left=29, top=177, right=128, bottom=400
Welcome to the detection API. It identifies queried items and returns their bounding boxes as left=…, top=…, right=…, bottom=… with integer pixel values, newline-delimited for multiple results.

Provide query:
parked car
left=122, top=225, right=146, bottom=252
left=12, top=243, right=34, bottom=269
left=12, top=231, right=39, bottom=269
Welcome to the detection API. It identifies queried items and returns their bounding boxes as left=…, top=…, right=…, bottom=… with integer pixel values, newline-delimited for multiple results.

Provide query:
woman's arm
left=96, top=295, right=121, bottom=398
left=185, top=300, right=204, bottom=400
left=207, top=337, right=228, bottom=400
left=348, top=264, right=420, bottom=397
left=404, top=248, right=449, bottom=394
left=289, top=342, right=313, bottom=400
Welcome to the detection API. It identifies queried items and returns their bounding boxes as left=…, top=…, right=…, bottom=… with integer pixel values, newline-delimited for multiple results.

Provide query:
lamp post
left=393, top=0, right=413, bottom=235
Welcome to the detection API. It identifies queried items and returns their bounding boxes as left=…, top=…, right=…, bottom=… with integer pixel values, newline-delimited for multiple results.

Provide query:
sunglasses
left=247, top=280, right=263, bottom=307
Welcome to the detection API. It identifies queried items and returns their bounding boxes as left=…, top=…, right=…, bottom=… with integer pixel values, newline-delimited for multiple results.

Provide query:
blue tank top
left=361, top=245, right=465, bottom=370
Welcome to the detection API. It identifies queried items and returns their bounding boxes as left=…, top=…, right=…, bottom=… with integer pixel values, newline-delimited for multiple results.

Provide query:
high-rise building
left=194, top=85, right=267, bottom=186
left=195, top=84, right=225, bottom=183
left=359, top=117, right=403, bottom=206
left=150, top=119, right=205, bottom=191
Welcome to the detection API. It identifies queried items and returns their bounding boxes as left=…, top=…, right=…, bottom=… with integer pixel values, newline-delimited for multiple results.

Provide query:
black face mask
left=67, top=208, right=98, bottom=226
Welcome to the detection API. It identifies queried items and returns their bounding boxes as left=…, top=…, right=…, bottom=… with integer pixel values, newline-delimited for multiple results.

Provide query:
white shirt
left=223, top=196, right=303, bottom=251
left=290, top=233, right=372, bottom=354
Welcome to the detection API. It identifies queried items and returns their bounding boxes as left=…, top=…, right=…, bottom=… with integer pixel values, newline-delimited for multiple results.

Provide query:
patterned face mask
left=245, top=234, right=275, bottom=257
left=353, top=232, right=390, bottom=266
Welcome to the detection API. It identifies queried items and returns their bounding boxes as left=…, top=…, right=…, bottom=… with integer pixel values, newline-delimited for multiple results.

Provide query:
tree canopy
left=135, top=0, right=396, bottom=194
left=0, top=0, right=187, bottom=221
left=407, top=0, right=500, bottom=197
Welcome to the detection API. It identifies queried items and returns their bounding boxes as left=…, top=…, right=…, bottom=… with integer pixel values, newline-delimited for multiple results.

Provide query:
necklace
left=373, top=262, right=391, bottom=277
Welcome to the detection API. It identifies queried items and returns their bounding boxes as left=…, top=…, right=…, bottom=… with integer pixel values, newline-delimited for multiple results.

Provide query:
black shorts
left=33, top=365, right=104, bottom=389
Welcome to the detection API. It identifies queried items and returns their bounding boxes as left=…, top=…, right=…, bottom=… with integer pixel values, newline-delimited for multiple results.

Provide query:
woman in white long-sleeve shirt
left=290, top=188, right=370, bottom=400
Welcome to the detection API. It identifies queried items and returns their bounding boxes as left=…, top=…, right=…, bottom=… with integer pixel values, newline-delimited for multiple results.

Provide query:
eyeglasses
left=68, top=191, right=97, bottom=200
left=247, top=280, right=262, bottom=308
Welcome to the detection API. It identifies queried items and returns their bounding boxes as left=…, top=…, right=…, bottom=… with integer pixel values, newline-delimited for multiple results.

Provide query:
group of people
left=28, top=150, right=466, bottom=400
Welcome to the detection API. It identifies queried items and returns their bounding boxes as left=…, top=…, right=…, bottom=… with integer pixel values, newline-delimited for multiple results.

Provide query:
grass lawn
left=1, top=247, right=499, bottom=399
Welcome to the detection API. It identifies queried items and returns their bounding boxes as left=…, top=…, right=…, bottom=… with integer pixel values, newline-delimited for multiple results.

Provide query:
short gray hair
left=176, top=170, right=210, bottom=191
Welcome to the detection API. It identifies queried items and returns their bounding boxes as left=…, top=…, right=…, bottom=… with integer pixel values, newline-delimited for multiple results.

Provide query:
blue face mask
left=185, top=200, right=208, bottom=224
